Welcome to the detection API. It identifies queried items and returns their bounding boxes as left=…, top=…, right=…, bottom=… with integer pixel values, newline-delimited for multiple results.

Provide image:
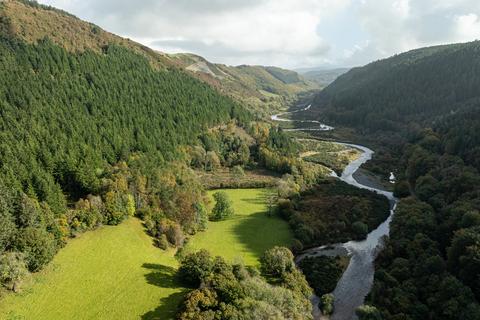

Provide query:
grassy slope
left=0, top=0, right=172, bottom=68
left=0, top=189, right=292, bottom=319
left=0, top=218, right=185, bottom=320
left=169, top=53, right=319, bottom=117
left=184, top=189, right=293, bottom=266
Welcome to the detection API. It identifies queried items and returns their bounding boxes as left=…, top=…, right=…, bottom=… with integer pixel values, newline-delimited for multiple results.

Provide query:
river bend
left=272, top=105, right=397, bottom=320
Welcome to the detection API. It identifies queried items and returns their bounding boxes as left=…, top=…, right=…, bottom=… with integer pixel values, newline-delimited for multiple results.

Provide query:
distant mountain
left=300, top=68, right=350, bottom=87
left=169, top=53, right=319, bottom=117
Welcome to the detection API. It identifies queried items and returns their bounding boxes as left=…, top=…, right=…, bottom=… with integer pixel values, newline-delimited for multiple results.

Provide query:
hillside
left=0, top=0, right=248, bottom=284
left=0, top=0, right=172, bottom=67
left=308, top=41, right=480, bottom=319
left=0, top=2, right=317, bottom=319
left=312, top=41, right=480, bottom=133
left=0, top=0, right=315, bottom=117
left=170, top=53, right=319, bottom=117
left=299, top=68, right=349, bottom=87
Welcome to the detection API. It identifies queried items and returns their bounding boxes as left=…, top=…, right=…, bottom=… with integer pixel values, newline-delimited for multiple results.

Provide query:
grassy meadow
left=0, top=218, right=185, bottom=320
left=0, top=188, right=292, bottom=319
left=184, top=188, right=293, bottom=266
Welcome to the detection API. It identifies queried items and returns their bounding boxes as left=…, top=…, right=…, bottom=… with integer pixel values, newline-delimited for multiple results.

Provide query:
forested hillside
left=0, top=3, right=321, bottom=318
left=170, top=53, right=319, bottom=117
left=313, top=41, right=480, bottom=133
left=0, top=0, right=250, bottom=275
left=311, top=42, right=480, bottom=319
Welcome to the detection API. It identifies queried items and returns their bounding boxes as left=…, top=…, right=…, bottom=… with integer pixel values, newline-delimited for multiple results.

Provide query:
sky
left=38, top=0, right=480, bottom=69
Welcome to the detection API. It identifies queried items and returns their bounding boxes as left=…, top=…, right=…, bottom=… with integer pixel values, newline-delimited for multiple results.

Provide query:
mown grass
left=0, top=218, right=185, bottom=320
left=0, top=188, right=292, bottom=319
left=184, top=188, right=293, bottom=266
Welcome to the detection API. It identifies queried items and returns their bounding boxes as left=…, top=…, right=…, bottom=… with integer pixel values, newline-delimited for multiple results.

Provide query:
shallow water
left=272, top=107, right=397, bottom=320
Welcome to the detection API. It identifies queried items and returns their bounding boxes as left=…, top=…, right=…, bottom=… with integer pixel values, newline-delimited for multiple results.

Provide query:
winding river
left=271, top=105, right=397, bottom=320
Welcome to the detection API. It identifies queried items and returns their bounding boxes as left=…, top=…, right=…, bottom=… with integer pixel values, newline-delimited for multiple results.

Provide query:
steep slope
left=0, top=0, right=172, bottom=67
left=0, top=3, right=317, bottom=320
left=312, top=41, right=480, bottom=132
left=170, top=53, right=319, bottom=117
left=308, top=42, right=480, bottom=319
left=0, top=0, right=249, bottom=276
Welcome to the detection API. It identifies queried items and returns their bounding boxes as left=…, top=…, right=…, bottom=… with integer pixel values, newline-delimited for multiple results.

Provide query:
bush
left=320, top=294, right=334, bottom=315
left=260, top=246, right=295, bottom=277
left=356, top=305, right=382, bottom=320
left=15, top=227, right=57, bottom=272
left=0, top=252, right=28, bottom=292
left=178, top=250, right=214, bottom=287
left=231, top=165, right=245, bottom=178
left=277, top=198, right=294, bottom=219
left=352, top=221, right=369, bottom=239
left=165, top=223, right=185, bottom=247
left=154, top=234, right=169, bottom=250
left=210, top=192, right=234, bottom=221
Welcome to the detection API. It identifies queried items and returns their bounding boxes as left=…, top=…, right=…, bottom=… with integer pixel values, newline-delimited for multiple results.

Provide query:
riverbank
left=271, top=105, right=397, bottom=320
left=353, top=168, right=393, bottom=192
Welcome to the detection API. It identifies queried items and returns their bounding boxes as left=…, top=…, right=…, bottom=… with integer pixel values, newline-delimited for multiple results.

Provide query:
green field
left=0, top=188, right=292, bottom=319
left=0, top=218, right=185, bottom=320
left=184, top=188, right=293, bottom=266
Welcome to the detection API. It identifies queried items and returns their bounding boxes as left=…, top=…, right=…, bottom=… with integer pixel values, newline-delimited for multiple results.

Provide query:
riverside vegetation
left=311, top=41, right=480, bottom=319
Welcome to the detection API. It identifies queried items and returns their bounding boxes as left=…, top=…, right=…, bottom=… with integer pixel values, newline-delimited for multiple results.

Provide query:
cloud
left=342, top=0, right=480, bottom=66
left=38, top=0, right=348, bottom=68
left=38, top=0, right=480, bottom=68
left=455, top=13, right=480, bottom=42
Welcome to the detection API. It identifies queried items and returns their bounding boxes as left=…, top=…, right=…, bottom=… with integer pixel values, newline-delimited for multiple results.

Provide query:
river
left=271, top=105, right=397, bottom=320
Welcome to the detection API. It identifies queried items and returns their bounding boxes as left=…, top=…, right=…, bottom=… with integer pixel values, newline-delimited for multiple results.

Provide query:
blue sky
left=39, top=0, right=480, bottom=69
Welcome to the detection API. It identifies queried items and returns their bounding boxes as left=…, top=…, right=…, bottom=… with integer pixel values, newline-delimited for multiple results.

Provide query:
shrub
left=320, top=294, right=334, bottom=315
left=356, top=305, right=382, bottom=320
left=352, top=221, right=368, bottom=239
left=178, top=250, right=214, bottom=287
left=0, top=252, right=28, bottom=292
left=210, top=192, right=234, bottom=221
left=15, top=227, right=57, bottom=272
left=155, top=234, right=169, bottom=250
left=231, top=165, right=245, bottom=178
left=260, top=246, right=295, bottom=277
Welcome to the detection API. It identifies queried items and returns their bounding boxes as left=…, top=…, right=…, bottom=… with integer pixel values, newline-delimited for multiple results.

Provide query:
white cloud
left=455, top=13, right=480, bottom=42
left=38, top=0, right=351, bottom=68
left=38, top=0, right=480, bottom=68
left=341, top=0, right=480, bottom=67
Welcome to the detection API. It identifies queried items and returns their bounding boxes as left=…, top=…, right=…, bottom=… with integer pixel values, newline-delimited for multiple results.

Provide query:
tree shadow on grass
left=233, top=211, right=278, bottom=262
left=142, top=263, right=179, bottom=289
left=141, top=290, right=187, bottom=320
left=141, top=263, right=188, bottom=320
left=240, top=189, right=272, bottom=206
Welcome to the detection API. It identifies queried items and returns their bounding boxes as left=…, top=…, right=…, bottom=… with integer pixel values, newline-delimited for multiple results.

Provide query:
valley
left=271, top=106, right=395, bottom=319
left=1, top=1, right=479, bottom=320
